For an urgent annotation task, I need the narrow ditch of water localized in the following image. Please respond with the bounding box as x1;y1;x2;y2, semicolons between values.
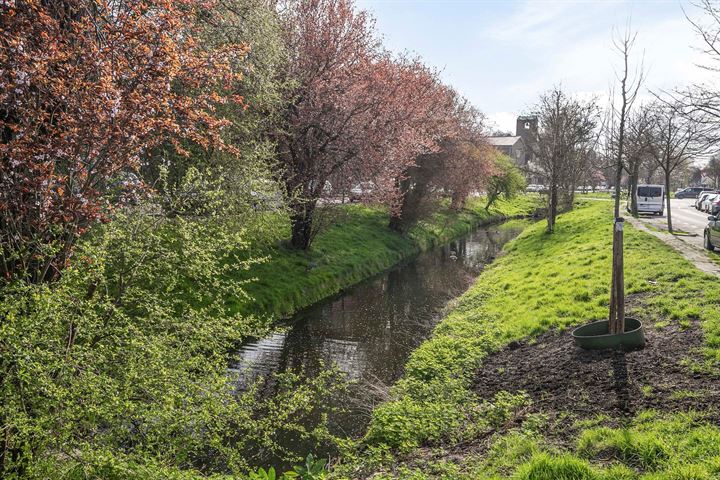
230;220;530;466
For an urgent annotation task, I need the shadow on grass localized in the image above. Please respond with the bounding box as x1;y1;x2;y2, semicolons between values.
612;351;632;416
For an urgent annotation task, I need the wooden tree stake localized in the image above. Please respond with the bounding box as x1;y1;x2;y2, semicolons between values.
609;217;625;334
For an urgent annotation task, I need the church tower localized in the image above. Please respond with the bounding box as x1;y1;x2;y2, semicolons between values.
516;115;538;167
516;115;538;144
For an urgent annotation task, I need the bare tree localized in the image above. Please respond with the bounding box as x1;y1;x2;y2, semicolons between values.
559;134;602;208
649;100;710;232
705;156;720;187
624;104;657;215
609;26;645;219
528;87;599;233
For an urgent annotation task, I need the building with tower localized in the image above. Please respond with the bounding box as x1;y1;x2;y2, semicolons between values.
488;114;539;182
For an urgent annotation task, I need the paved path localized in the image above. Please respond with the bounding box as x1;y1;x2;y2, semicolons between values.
626;198;720;277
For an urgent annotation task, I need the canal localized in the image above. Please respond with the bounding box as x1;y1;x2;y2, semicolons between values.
230;219;530;465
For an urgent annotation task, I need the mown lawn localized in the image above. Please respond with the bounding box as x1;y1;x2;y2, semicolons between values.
230;195;540;320
336;200;720;479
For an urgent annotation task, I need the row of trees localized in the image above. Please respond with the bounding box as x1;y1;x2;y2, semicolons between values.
525;91;713;235
1;0;511;282
1;1;528;476
524;7;720;234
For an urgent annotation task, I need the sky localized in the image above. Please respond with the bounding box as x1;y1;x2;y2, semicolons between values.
355;0;713;134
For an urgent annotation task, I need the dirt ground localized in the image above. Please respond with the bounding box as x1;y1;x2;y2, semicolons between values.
472;322;720;442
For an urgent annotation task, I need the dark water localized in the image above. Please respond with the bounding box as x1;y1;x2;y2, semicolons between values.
230;220;528;463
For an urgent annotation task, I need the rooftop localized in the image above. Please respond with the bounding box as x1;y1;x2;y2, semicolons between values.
488;136;522;146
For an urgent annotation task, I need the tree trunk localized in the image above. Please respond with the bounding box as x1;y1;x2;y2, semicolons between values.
388;212;404;233
564;184;576;211
613;164;622;219
547;183;558;233
665;169;673;233
629;160;639;216
389;176;412;233
289;200;316;250
450;191;465;211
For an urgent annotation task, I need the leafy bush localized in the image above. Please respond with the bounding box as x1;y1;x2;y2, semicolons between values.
0;187;345;477
484;153;527;210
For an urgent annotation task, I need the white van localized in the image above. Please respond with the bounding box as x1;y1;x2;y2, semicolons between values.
632;184;665;215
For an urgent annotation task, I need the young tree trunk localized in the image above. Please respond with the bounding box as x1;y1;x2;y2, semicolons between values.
629;162;639;216
613;163;623;219
665;169;673;233
609;218;625;334
564;184;576;211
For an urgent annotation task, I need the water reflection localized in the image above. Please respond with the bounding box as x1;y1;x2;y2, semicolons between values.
232;222;527;441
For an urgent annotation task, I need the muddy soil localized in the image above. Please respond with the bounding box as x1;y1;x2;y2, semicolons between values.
473;322;720;432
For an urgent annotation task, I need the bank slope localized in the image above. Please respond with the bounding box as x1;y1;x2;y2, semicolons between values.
232;195;540;320
343;200;720;480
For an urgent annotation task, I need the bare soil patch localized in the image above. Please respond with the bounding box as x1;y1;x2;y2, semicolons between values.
473;321;720;426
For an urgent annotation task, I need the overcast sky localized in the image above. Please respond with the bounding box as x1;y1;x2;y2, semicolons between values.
356;0;712;134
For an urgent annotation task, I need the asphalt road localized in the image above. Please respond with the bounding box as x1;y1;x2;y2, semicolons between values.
668;199;712;231
638;198;710;250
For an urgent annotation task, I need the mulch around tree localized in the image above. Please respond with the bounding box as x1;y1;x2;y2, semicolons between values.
472;321;720;435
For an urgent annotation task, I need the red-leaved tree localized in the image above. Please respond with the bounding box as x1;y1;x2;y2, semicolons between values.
388;90;491;231
278;0;454;249
0;0;245;282
437;101;495;211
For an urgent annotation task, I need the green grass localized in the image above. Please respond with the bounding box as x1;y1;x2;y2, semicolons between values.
336;199;720;479
478;411;720;479
575;191;613;199
345;413;720;479
231;195;540;320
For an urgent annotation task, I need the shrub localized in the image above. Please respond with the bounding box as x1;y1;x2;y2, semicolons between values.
0;198;345;477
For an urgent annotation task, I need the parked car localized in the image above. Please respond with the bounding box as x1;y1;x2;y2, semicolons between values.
632;184;665;215
710;195;720;212
703;194;720;213
700;194;713;212
675;186;707;199
705;214;720;250
526;184;546;192
696;191;716;210
710;196;720;215
349;182;376;202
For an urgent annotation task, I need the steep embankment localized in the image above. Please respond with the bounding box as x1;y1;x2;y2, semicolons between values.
338;200;720;479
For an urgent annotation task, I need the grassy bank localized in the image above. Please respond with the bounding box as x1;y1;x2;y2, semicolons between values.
232;195;540;319
335;200;720;479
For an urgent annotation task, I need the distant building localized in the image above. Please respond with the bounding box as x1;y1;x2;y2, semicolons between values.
487;135;527;167
487;115;540;185
488;114;539;173
516;114;538;165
